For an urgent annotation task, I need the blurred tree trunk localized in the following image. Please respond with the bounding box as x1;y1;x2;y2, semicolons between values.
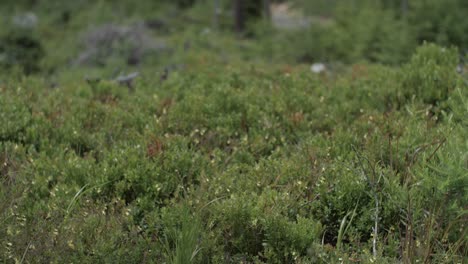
401;0;408;16
233;0;245;33
263;0;271;20
213;0;221;30
233;0;270;33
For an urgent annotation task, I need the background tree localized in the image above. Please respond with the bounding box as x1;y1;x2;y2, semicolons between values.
233;0;270;33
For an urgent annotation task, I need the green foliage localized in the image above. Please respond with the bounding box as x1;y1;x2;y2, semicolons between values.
0;29;45;74
162;207;202;264
289;0;467;65
1;44;465;262
408;0;468;47
0;0;466;261
288;1;415;64
399;43;460;105
156;0;197;9
0;96;31;142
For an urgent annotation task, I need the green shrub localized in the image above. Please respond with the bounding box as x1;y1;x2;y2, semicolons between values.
289;1;415;64
292;0;467;65
409;0;468;48
0;29;44;74
399;43;459;105
0;96;31;142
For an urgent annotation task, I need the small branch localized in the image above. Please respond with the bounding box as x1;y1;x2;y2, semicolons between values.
372;189;379;258
20;240;32;264
426;138;446;162
389;134;393;171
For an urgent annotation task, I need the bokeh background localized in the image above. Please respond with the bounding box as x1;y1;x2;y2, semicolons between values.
1;0;466;76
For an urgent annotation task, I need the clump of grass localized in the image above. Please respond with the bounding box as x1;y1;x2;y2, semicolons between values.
162;208;202;264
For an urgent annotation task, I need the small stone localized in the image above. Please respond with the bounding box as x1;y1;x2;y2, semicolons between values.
311;63;326;73
12;12;38;29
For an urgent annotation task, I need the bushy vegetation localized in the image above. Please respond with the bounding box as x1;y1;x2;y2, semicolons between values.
0;0;467;263
0;29;44;74
289;0;468;64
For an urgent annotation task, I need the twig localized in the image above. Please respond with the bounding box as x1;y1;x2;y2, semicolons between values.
198;195;228;212
372;191;379;258
426;138;446;162
20;240;32;264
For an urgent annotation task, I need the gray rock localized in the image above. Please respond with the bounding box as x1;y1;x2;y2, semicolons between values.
74;23;166;66
116;71;139;83
116;72;139;90
12;12;38;29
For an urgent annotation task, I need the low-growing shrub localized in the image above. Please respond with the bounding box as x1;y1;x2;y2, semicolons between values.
0;96;31;142
399;43;460;105
0;43;465;263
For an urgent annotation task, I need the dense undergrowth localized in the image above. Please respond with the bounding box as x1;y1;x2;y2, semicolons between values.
1;0;467;263
1;43;466;263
